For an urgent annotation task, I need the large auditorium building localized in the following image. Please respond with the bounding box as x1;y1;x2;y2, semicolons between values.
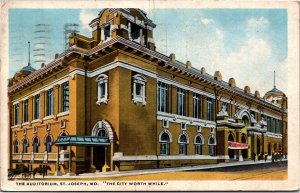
8;8;288;175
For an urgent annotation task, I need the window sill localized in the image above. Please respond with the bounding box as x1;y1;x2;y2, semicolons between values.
132;98;146;105
96;98;109;105
43;115;54;121
11;125;20;129
57;111;70;117
21;122;29;126
31;119;41;124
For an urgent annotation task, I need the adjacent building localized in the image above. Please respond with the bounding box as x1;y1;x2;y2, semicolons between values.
8;8;288;175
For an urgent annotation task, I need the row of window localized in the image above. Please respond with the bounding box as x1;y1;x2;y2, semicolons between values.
13;81;69;125
14;135;53;154
266;116;282;134
158;81;216;121
159;132;217;156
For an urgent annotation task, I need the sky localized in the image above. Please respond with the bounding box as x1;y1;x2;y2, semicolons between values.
9;8;287;95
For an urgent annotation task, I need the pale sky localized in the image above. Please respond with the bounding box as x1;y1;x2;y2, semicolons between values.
9;8;287;96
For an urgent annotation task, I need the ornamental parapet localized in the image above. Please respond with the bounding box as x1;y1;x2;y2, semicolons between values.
247;126;267;133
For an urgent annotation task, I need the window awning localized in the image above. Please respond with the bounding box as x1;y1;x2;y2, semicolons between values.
55;135;110;146
228;141;249;149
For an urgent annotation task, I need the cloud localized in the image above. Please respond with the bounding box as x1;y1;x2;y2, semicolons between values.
215;28;224;39
201;18;214;25
247;16;269;28
225;37;271;67
79;9;98;31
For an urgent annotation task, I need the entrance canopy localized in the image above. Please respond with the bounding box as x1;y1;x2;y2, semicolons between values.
228;141;248;149
55;135;110;146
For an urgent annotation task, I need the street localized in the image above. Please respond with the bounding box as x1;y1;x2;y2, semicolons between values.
98;161;287;181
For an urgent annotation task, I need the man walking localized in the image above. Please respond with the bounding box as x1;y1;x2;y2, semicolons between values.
252;152;256;162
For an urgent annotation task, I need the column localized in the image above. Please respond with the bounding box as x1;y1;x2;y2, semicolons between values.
53;84;60;117
248;135;252;159
128;22;132;40
101;27;105;41
140;28;144;45
28;96;33;123
110;143;114;170
40;91;46;120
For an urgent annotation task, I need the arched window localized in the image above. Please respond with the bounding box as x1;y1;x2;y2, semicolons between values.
45;135;53;152
178;134;188;155
97;128;107;137
132;74;147;105
208;136;216;156
60;132;68;150
33;137;39;153
159;132;170;155
194;135;204;155
96;74;108;105
14;140;19;153
22;138;28;153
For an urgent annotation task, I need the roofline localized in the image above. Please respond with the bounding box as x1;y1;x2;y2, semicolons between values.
8;36;285;112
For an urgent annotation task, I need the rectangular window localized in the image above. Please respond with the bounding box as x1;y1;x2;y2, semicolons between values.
272;118;276;133
46;88;54;116
23;99;28;123
267;116;271;131
157;81;168;113
207;98;214;121
209;145;216;156
14;104;19;125
222;102;228;112
195;144;202;155
62;81;69;112
177;88;186;116
193;93;200;118
278;120;281;134
34;94;40;119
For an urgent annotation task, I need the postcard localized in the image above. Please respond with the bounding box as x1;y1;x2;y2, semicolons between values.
0;0;299;191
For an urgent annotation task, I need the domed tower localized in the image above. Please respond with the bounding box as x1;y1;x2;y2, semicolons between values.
9;41;36;86
88;8;156;50
263;71;287;109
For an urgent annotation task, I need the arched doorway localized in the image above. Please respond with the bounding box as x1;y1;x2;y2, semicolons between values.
268;143;271;155
241;134;247;159
257;137;261;156
160;132;171;155
60;132;68;150
228;133;235;159
93;129;107;171
91;120;114;172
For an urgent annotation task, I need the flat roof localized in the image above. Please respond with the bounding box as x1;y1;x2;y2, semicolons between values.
55;135;110;146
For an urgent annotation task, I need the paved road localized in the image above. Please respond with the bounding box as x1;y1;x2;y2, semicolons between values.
97;162;287;180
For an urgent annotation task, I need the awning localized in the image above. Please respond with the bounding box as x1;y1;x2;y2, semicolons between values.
55;135;110;146
228;141;248;149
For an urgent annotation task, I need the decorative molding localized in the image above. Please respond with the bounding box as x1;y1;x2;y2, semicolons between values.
31;119;41;124
264;132;282;139
21;122;29;126
43;115;54;121
157;76;215;99
157;111;216;128
57;111;70;118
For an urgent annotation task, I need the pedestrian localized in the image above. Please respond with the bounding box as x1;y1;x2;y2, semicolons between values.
272;152;275;162
252;152;256;162
264;152;268;162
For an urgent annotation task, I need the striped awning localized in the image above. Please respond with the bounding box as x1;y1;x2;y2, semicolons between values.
228;141;249;149
55;135;110;146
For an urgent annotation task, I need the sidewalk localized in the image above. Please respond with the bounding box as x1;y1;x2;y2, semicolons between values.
37;158;287;179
